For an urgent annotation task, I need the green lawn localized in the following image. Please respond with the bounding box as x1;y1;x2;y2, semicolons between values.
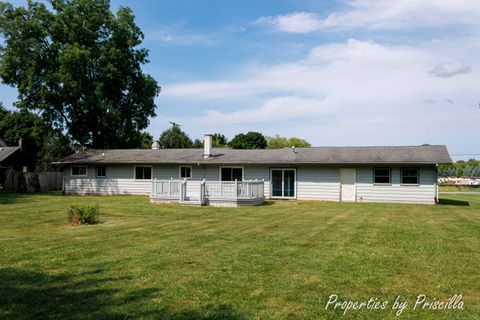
439;185;480;192
0;193;479;320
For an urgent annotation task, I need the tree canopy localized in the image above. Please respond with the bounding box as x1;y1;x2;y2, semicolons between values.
0;0;160;148
266;135;311;149
158;125;193;149
439;159;480;178
0;106;72;170
229;132;267;149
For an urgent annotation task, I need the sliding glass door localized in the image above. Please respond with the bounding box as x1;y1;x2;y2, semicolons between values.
271;169;296;198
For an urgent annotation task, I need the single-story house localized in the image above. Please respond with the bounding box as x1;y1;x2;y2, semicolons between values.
54;134;452;206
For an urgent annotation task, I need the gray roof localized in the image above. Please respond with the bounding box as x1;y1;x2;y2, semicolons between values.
0;146;20;162
54;145;452;165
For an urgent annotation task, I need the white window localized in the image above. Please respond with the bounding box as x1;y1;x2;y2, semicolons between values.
96;166;106;178
134;166;152;180
401;168;419;185
373;168;391;184
179;166;192;179
220;167;243;181
71;166;87;177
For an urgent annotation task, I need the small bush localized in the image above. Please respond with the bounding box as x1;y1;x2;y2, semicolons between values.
68;204;100;226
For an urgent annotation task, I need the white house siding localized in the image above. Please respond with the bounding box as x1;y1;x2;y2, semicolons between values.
64;164;437;204
64;164;151;195
244;165;271;196
297;166;341;201
356;166;436;204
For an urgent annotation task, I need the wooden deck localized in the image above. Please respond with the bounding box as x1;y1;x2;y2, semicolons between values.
150;179;265;207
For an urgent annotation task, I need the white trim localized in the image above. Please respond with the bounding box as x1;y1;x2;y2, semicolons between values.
219;166;244;181
179;165;193;179
400;167;420;186
133;165;153;181
270;168;297;199
96;166;107;178
71;165;88;177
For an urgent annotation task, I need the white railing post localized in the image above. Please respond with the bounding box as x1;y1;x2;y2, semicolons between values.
220;181;223;198
200;179;205;204
168;177;172;197
247;180;251;198
235;179;238;200
153;178;157;197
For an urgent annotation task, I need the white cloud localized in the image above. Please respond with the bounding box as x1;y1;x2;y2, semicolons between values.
160;38;480;149
256;0;480;32
429;61;472;78
256;12;321;33
146;30;215;46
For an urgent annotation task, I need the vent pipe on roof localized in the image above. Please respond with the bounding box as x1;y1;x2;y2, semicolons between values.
151;141;160;150
204;133;212;158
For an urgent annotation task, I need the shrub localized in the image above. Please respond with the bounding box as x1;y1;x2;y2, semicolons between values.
68;204;100;226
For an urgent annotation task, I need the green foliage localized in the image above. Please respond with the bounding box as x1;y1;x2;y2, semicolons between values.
192;133;228;148
137;131;153;149
158;125;193;148
67;204;100;226
266;134;311;149
0;0;160;148
0;108;72;170
212;133;228;147
439;159;480;177
229;131;267;149
192;139;203;148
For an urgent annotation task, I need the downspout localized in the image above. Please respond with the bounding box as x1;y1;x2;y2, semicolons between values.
435;164;439;204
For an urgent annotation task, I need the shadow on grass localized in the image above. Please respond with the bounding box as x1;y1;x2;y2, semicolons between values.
438;198;470;206
0;268;245;320
0;191;63;204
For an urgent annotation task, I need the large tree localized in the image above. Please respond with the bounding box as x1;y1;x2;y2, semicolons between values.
229;131;267;149
158;125;193;149
0;0;160;148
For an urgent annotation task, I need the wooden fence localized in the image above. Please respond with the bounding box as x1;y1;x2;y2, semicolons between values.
1;170;63;192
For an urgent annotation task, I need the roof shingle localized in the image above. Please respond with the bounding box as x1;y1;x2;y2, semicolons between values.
54;145;452;165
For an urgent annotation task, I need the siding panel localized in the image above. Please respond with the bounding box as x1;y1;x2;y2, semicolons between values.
356;166;436;204
297;166;340;201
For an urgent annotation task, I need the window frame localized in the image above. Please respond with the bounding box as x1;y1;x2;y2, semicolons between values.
179;165;193;179
270;168;297;199
71;165;88;177
373;167;391;185
133;165;153;181
96;166;107;178
219;166;244;181
400;167;420;185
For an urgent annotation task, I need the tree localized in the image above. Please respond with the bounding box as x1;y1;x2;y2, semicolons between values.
0;108;72;170
137;131;153;149
158;125;193;149
193;139;203;148
212;133;228;147
229;132;267;149
266;135;311;149
0;0;160;148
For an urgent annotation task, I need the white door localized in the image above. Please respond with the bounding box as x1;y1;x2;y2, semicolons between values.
340;168;356;202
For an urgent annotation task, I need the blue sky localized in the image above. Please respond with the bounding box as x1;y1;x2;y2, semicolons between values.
2;0;480;159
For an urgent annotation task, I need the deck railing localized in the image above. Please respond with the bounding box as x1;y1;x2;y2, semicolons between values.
151;179;264;203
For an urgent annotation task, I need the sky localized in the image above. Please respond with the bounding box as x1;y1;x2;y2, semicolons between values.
1;0;480;160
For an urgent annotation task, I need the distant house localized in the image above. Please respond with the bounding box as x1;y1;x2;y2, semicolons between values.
55;134;452;206
0;138;22;190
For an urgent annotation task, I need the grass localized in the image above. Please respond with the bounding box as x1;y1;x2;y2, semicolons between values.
439;185;480;192
0;192;479;320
